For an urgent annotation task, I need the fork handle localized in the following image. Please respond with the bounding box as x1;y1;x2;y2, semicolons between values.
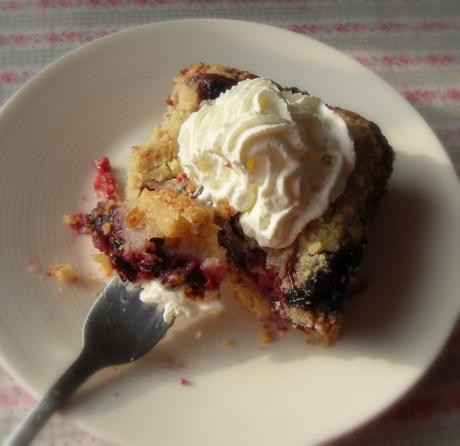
4;351;100;446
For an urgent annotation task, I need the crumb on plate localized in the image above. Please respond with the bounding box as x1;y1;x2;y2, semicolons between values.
259;324;277;344
91;253;113;275
47;264;78;283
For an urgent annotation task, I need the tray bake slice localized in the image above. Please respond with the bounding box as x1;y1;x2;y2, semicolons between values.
75;63;393;344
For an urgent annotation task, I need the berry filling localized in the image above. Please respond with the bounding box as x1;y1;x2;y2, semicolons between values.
67;157;228;298
218;216;364;330
218;218;290;326
93;156;119;201
71;202;223;296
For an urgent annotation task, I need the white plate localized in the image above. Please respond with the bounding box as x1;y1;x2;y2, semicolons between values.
1;19;460;446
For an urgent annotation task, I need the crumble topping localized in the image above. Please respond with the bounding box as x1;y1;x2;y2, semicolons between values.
48;264;78;283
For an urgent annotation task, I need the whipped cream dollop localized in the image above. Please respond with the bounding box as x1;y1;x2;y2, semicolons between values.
140;281;222;324
178;78;355;249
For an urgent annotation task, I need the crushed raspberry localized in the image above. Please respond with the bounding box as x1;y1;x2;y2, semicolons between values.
69;202;214;289
179;378;190;386
176;172;188;183
65;213;92;235
257;270;277;289
224;162;232;168
201;263;228;290
93;156;119;201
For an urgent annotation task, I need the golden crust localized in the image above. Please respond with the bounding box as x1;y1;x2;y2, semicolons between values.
125;188;225;261
134;188;214;238
126;63;254;199
270;107;393;290
222;267;273;321
224;271;341;346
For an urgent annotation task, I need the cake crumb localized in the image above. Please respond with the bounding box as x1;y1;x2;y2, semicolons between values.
91;253;113;275
48;264;78;283
308;241;323;255
221;339;235;348
63;214;77;226
101;222;111;235
63;213;88;234
259;324;277;344
125;207;145;229
195;330;203;339
179;378;190;386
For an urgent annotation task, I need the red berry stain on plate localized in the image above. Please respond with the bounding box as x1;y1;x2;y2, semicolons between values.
93;156;119;201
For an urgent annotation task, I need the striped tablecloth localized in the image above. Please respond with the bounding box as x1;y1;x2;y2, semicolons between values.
1;1;459;445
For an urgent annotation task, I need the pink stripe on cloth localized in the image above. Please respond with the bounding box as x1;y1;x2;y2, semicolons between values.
288;21;460;35
0;70;36;86
0;30;113;47
0;0;450;11
403;88;460;102
1;0;292;11
354;53;460;68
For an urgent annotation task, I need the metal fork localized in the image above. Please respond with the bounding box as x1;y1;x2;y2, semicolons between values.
5;277;171;446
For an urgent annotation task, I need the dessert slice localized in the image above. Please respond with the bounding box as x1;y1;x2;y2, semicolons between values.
71;186;227;300
73;63;393;344
218;107;393;343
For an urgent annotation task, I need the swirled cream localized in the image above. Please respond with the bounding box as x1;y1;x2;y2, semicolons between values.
178;78;355;249
140;281;222;324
